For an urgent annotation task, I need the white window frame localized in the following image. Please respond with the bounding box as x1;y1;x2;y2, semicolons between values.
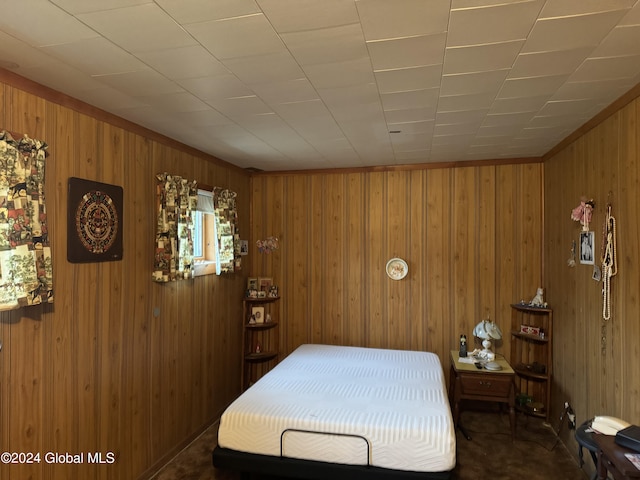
193;189;218;277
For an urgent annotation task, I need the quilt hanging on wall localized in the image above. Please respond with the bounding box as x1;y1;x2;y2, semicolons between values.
0;131;53;310
213;187;240;274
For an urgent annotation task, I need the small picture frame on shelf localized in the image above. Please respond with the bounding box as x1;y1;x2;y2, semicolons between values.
257;290;267;298
258;277;273;292
252;306;265;324
247;288;258;298
268;285;279;298
247;277;258;290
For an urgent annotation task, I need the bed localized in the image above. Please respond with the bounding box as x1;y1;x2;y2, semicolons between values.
212;344;456;479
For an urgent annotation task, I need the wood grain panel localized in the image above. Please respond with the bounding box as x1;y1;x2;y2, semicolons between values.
0;73;250;480
544;91;640;464
250;163;543;382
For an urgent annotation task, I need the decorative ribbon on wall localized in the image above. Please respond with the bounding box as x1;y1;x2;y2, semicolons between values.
153;173;197;282
0;131;53;310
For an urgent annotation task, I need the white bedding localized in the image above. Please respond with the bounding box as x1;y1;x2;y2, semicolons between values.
218;344;456;472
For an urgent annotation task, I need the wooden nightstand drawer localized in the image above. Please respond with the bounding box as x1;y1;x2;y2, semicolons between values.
459;373;513;397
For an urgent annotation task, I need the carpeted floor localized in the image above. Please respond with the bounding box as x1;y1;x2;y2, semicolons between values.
152;409;590;480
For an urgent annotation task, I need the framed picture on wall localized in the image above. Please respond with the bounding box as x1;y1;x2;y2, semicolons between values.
579;231;595;265
67;177;123;263
258;277;273;292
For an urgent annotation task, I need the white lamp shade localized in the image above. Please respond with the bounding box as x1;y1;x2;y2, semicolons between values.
473;320;502;340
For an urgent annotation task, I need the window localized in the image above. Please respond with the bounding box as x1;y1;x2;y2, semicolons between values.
193;189;218;277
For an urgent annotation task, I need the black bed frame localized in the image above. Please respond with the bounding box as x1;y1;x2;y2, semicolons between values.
212;446;452;480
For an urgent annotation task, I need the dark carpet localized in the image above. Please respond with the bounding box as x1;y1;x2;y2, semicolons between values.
152;409;589;480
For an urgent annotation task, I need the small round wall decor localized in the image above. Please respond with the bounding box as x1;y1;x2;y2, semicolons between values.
67;177;123;263
386;258;408;280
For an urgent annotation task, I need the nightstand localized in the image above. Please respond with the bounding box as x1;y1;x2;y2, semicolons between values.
449;350;516;441
594;433;640;480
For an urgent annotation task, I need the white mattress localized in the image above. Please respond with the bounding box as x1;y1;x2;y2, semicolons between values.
218;344;456;472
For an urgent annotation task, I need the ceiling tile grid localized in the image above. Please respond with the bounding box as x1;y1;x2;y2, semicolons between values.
0;0;638;170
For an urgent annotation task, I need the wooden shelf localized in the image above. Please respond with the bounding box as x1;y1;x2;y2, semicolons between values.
510;303;553;422
242;294;281;391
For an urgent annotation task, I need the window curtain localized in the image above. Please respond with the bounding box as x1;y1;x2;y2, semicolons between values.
212;187;240;274
153;173;197;282
0;131;53;310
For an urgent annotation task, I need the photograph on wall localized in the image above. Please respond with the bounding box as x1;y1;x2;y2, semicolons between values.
579;231;595;265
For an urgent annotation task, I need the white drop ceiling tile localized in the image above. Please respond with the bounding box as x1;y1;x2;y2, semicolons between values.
527;113;589;129
251;79;319;106
94;69;183;97
386;120;434;135
447;1;543;47
272;100;333;122
498;74;569;99
51;0;148;15
78;4;197;53
157;0;260;24
281;24;368;66
443;41;524;75
0;32;62;70
207;95;273;117
258;0;360;33
620;1;640;25
223;52;305;85
332;102;387;123
75;85;147;112
477;123;525;138
136;46;229;81
538;0;634;19
356;0;449;41
178;74;253;101
434;121;482;136
552;78;634;102
0;2;98;47
367;33;447;71
522;11;628;54
441;70;508;96
509;48;592;79
490;95;549;115
318;83;381;108
135;92;211;114
380;88;439;111
537;98;601;117
171;109;233;128
438;93;495;113
303;58;376;89
185;14;285;60
437;109;488;125
394;150;430;163
432;134;474;146
592;25;640;57
570;55;640;83
483;111;536;127
39;37;144;76
384;107;437;124
17;62;102;98
452;0;537;8
374;65;442;93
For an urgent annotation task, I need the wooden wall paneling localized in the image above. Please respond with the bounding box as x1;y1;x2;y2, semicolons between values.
366;173;386;348
452;168;477;349
386;171;409;350
345;173;365;347
424;169;452;362
618;99;640;422
96;123;125;480
476;166;497;327
42;103;74;480
495;165;516;360
284;176;311;354
309;176;326;345
408;170;426;352
8;87;47;480
322;175;346;346
121;135;153;479
72;112;101;480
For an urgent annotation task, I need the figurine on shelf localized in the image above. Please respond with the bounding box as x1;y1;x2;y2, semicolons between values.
255;342;262;354
529;287;547;308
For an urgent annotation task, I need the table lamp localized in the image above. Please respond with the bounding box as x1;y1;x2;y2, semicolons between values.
473;318;502;360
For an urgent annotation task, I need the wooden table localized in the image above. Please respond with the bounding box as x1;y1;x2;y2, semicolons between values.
449;350;516;441
594;433;640;480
